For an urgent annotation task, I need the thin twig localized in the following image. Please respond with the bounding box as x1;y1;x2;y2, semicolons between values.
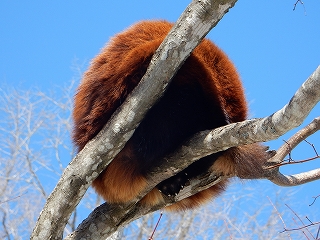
285;204;314;238
267;196;292;240
309;195;320;206
293;0;306;15
148;212;163;240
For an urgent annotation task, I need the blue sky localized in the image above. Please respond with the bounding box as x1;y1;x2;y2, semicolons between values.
1;0;319;236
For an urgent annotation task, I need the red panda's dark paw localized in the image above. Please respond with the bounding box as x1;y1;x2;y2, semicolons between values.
156;171;189;197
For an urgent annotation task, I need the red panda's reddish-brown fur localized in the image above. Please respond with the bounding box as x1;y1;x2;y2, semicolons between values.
72;20;268;211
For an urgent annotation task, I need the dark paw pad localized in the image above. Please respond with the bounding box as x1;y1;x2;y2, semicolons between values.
156;171;189;197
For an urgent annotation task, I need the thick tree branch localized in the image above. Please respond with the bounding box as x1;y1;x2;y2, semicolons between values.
270;169;320;187
31;0;238;239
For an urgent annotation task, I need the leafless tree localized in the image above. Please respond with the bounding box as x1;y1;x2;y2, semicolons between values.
0;83;99;239
0;88;54;239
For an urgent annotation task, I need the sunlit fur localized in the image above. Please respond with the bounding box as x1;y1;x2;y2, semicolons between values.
72;21;268;211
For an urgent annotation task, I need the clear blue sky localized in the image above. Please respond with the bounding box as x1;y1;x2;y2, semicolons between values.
1;0;319;235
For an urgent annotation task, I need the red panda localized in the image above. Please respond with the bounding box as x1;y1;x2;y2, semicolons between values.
72;20;268;211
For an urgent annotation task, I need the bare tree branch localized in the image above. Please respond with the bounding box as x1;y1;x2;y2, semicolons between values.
0;86;77;238
270;168;320;187
266;116;320;187
268;116;320;166
268;196;292;240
